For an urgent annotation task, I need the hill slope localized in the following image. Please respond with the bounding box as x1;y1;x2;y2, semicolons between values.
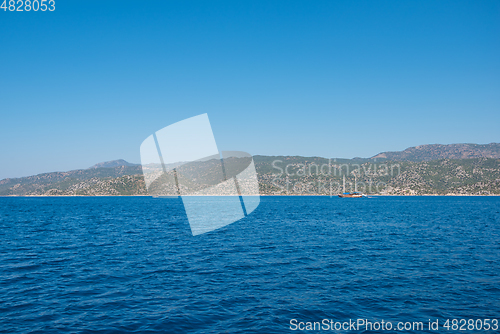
1;145;500;196
371;143;500;161
1;157;499;196
90;159;139;169
0;165;143;196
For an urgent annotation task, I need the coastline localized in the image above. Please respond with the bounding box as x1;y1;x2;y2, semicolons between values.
1;194;499;198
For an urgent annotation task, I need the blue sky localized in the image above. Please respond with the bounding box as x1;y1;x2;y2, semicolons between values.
1;0;499;179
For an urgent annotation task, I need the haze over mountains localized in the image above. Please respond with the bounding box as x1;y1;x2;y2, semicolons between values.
80;143;500;170
1;143;499;196
90;159;139;169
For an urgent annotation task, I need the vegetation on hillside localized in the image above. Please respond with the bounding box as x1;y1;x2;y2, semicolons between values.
1;158;499;196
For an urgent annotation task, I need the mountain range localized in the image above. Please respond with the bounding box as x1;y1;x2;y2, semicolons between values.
370;143;500;161
1;143;499;196
90;159;139;169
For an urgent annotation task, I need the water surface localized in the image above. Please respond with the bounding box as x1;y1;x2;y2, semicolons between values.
0;196;499;333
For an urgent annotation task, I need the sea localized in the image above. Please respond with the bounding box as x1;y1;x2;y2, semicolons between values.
0;196;499;333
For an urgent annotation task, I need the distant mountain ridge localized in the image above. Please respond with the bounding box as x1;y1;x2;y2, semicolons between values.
0;164;143;196
1;143;499;196
90;159;139;169
371;143;500;161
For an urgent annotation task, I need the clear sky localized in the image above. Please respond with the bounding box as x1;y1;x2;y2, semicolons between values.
1;0;499;179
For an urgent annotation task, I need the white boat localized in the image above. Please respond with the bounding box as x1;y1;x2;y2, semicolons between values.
338;174;365;198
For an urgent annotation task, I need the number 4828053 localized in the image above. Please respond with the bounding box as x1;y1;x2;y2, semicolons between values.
1;0;55;11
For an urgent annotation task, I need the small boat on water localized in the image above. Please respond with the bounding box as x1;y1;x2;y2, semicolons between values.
338;174;365;198
338;192;363;198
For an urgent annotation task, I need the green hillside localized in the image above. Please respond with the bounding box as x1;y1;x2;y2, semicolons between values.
1;157;499;196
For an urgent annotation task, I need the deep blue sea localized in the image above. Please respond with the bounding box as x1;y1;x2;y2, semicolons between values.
0;196;499;333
